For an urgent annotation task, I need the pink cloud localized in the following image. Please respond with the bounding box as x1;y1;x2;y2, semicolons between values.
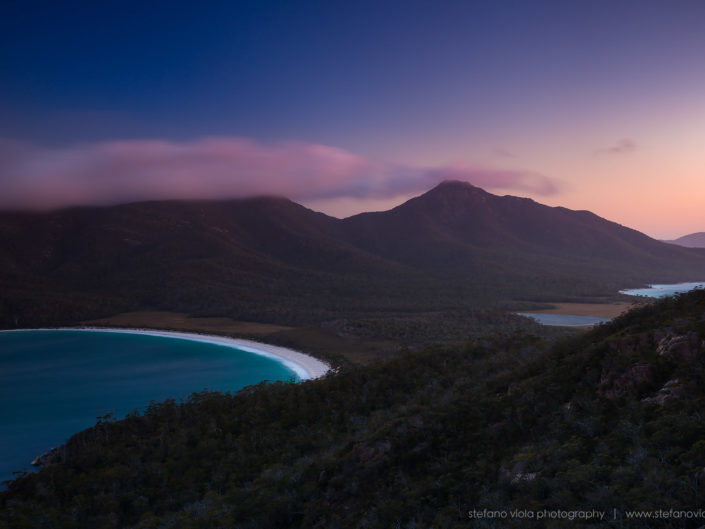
426;165;558;195
595;138;637;156
0;136;558;210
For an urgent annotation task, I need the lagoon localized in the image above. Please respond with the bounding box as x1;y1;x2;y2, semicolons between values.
0;329;301;484
519;282;705;327
518;313;611;326
619;282;705;298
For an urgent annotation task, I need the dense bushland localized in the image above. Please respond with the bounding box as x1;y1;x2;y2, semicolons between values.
3;290;705;528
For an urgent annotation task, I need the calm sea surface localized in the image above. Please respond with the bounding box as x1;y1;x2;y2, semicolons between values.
0;330;298;485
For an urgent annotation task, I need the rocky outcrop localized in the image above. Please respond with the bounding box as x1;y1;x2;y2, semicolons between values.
599;363;653;400
641;378;687;406
654;331;701;360
499;459;538;485
29;446;64;467
599;324;703;401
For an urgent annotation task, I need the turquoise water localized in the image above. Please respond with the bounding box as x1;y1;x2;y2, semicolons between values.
518;313;610;326
0;330;298;485
521;282;705;327
620;281;705;298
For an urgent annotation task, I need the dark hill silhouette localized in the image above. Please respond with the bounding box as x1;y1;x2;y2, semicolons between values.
1;181;704;327
665;231;705;248
0;197;412;327
340;180;705;279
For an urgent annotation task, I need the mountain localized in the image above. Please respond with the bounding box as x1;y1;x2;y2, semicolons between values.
0;197;412;327
339;181;705;301
4;287;705;528
342;180;704;274
665;231;705;248
1;181;704;328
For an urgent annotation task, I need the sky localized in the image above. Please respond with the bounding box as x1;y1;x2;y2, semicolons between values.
1;0;704;239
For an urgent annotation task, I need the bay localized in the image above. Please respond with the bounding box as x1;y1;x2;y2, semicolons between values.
0;330;298;484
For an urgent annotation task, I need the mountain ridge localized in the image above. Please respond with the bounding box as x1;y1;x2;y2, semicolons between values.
1;181;704;328
340;180;704;273
665;231;705;248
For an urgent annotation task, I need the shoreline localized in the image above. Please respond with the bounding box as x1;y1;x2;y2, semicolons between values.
1;327;330;380
520;301;635;319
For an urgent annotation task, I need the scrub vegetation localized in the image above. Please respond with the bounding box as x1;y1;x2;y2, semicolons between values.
3;289;705;528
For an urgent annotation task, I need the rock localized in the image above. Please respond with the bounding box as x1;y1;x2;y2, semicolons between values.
654;330;700;360
642;378;686;406
511;472;537;484
499;459;538;485
599;363;653;400
657;334;690;359
29;446;63;468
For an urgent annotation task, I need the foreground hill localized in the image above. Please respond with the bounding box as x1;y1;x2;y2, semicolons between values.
665;232;705;248
1;181;704;328
3;289;705;528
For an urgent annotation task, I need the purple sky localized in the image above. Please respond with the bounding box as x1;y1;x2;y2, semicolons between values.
1;1;704;238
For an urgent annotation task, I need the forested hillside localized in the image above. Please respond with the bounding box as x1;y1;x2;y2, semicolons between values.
2;181;704;329
3;289;705;528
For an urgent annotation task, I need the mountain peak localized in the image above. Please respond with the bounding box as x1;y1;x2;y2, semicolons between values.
409;179;490;209
381;179;496;225
431;180;482;192
415;180;488;203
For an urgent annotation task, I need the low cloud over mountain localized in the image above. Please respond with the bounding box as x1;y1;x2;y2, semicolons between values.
0;137;558;210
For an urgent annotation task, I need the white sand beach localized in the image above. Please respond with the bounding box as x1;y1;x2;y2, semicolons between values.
8;327;330;380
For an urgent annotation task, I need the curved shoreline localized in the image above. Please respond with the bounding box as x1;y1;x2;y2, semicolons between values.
1;327;330;380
